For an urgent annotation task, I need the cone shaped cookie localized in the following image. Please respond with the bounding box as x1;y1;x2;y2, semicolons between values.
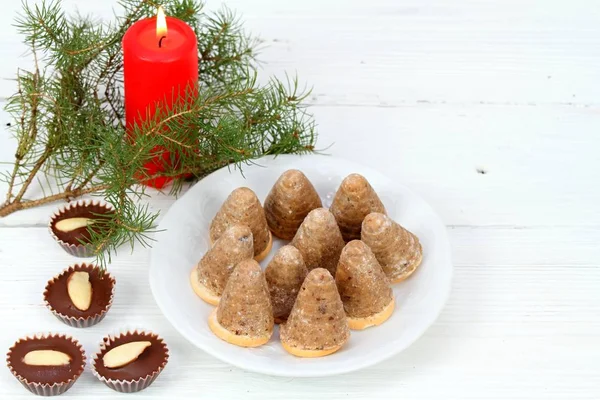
265;245;308;323
361;212;423;283
209;259;274;347
190;224;254;305
264;170;323;240
336;240;395;330
290;208;345;276
330;173;386;242
210;187;272;261
280;268;350;357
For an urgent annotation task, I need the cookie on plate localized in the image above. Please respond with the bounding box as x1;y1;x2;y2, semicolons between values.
329;173;386;242
263;169;322;240
208;260;274;348
361;212;423;283
335;240;395;330
280;268;349;358
210;187;272;262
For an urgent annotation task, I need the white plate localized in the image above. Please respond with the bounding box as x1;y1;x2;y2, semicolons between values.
149;155;452;377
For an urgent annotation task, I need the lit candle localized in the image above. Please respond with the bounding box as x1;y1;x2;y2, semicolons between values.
123;6;198;188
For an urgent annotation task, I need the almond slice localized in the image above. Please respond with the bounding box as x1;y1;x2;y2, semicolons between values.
23;350;71;366
103;341;152;369
55;217;94;233
67;271;93;311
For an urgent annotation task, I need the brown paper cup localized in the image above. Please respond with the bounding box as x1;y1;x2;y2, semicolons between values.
49;199;114;258
91;330;169;393
43;263;116;328
6;333;86;396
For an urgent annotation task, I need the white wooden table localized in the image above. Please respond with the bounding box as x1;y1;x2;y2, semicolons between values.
1;0;599;398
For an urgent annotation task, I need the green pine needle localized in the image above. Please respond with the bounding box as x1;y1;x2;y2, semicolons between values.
0;0;317;269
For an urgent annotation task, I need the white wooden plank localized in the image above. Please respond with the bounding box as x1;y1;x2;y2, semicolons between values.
2;103;599;227
0;0;599;398
0;226;598;399
0;0;598;105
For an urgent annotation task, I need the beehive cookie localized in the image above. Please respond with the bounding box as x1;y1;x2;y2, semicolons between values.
209;187;272;261
361;212;423;283
280;268;350;358
265;245;308;323
264;169;323;240
290;208;345;276
190;224;254;305
336;240;394;330
208;260;274;347
330;174;386;241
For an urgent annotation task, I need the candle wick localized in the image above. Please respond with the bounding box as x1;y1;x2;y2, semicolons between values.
158;36;167;48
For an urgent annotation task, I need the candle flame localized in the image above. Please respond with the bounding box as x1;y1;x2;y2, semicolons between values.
156;6;167;40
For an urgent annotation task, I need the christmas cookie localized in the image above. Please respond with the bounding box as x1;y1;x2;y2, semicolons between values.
263;169;322;240
290;208;345;276
209;259;274;347
329;173;386;242
361;212;423;283
280;268;350;358
209;187;272;261
44;264;116;328
265;245;308;323
335;240;394;330
190;224;254;305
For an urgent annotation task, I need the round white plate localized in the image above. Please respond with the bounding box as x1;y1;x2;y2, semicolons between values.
149;155;452;377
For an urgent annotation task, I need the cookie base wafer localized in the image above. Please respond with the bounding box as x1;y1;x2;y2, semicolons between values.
253;231;273;262
281;341;343;358
347;297;395;330
189;268;221;306
208;309;271;348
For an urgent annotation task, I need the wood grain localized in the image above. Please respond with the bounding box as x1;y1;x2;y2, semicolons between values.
0;0;599;398
0;227;598;399
2;104;599;227
0;0;598;105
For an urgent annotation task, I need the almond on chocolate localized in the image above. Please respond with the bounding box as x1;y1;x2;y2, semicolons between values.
49;200;115;258
7;333;86;396
44;264;115;328
92;331;168;393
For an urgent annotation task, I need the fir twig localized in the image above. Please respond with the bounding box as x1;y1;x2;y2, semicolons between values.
0;0;318;269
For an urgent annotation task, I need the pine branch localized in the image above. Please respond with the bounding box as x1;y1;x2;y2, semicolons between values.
1;0;318;269
0;184;110;217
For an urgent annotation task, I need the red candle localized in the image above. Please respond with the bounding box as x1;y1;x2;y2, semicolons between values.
123;7;198;188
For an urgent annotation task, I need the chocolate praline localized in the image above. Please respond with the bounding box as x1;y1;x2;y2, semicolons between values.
92;331;169;393
49;200;114;257
44;264;115;328
6;334;86;396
